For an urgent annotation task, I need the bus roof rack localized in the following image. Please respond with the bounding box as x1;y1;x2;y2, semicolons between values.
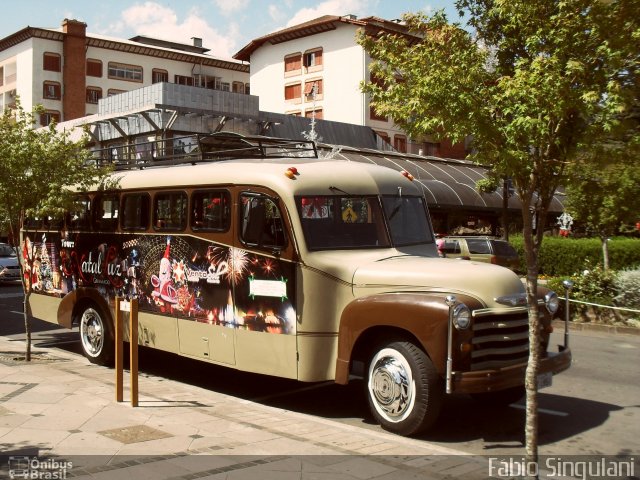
89;132;318;170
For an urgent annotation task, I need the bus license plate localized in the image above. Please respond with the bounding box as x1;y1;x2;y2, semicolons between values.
537;372;553;390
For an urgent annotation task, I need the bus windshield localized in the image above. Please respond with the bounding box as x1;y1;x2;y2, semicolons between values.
296;195;433;250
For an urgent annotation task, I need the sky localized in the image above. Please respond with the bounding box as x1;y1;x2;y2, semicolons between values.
0;0;462;60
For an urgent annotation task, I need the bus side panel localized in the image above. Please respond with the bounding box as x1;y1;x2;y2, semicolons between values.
28;293;64;326
235;330;298;379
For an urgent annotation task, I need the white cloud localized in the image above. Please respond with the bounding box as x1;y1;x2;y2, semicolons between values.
213;0;250;16
285;0;371;27
268;4;285;22
115;2;240;59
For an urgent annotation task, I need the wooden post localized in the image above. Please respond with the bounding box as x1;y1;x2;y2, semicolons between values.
114;297;123;402
129;298;139;407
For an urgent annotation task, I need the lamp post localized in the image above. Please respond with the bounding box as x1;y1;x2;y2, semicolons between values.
562;280;574;349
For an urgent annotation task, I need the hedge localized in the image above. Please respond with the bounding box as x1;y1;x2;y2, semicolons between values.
509;236;640;277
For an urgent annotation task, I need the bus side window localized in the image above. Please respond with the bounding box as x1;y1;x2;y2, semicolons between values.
191;190;231;232
68;196;91;231
121;193;150;231
93;194;120;232
153;191;188;231
240;194;287;250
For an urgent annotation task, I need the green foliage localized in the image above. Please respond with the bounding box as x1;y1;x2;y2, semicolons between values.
614;269;640;313
358;0;638;284
0;101;113;246
511;236;640;277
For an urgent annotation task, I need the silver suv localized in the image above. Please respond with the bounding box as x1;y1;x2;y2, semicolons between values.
438;236;520;271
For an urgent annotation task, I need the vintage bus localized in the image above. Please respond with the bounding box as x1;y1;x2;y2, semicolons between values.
22;133;571;436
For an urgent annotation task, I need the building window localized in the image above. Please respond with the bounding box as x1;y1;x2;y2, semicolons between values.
86;87;102;104
107;89;126;97
286;110;302;116
423;142;440;156
108;62;143;82
245;83;250;95
40;110;61;127
394;135;407;153
376;131;391;146
304;79;323;99
284;53;302;74
305;108;323;119
152;69;168;83
175;74;193;86
43;53;61;72
285;83;301;101
303;48;323;69
369;105;388;122
220;82;230;91
206;76;222;90
86;59;102;77
43;81;61;100
232;81;244;94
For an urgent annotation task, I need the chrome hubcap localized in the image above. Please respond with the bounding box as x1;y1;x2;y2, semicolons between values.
369;350;413;421
80;308;103;357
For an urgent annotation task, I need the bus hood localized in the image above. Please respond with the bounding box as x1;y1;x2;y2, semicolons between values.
352;255;525;307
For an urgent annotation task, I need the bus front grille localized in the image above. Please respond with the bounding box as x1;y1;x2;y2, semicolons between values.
471;313;530;371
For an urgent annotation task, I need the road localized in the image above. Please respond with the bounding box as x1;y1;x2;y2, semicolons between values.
1;281;639;456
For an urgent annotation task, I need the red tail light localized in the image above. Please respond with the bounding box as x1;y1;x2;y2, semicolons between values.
490;255;497;264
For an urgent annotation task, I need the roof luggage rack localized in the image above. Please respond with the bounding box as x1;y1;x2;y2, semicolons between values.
89;132;318;170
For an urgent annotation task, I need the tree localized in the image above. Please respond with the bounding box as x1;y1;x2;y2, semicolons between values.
358;0;638;467
565;157;640;269
0;102;112;361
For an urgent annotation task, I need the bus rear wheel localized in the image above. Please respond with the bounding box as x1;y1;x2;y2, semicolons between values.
78;304;114;366
366;341;443;436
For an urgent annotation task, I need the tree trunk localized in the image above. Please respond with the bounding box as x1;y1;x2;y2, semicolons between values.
23;291;32;361
601;236;610;271
522;202;540;476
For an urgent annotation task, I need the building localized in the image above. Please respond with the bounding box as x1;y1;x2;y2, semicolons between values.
0;18;249;126
234;15;466;159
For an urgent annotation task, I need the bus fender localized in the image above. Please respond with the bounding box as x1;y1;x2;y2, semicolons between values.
57;288;111;328
334;292;481;384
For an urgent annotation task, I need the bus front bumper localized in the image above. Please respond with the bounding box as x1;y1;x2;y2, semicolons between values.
450;346;572;394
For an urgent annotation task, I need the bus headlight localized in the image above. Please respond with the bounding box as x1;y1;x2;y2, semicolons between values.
544;291;560;314
453;303;471;330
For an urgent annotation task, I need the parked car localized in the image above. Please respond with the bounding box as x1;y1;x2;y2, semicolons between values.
438;236;520;271
0;243;21;282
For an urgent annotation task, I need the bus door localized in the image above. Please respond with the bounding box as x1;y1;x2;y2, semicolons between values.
169;189;236;365
232;191;298;379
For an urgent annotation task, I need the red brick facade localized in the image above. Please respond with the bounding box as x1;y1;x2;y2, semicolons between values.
62;19;87;121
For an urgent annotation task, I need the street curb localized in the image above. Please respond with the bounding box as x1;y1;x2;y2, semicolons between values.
552;319;640;336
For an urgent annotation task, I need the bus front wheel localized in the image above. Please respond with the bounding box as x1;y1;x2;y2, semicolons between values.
366;341;443;436
78;304;114;366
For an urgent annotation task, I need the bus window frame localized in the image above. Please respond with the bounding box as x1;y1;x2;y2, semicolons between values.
93;193;120;232
67;195;92;231
190;189;232;233
153;190;188;232
120;192;151;232
239;192;288;252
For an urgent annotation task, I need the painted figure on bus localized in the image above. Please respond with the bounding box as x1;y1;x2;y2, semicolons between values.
151;236;178;308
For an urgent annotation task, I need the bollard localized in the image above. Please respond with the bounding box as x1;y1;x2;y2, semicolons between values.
562;280;574;349
129;298;139;407
114;297;139;407
115;297;123;403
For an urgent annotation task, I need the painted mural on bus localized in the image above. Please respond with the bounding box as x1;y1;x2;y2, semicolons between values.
22;232;296;335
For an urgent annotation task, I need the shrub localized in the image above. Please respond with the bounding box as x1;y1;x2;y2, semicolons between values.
510;236;640;277
613;269;640;324
547;261;619;323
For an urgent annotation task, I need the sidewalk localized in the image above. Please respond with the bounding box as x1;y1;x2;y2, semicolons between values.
0;335;491;479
